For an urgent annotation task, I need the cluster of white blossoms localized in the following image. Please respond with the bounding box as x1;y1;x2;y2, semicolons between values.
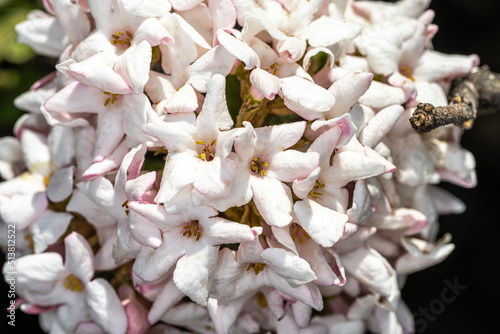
0;0;479;333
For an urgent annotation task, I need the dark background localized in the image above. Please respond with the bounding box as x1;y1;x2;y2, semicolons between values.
1;0;500;333
400;0;500;333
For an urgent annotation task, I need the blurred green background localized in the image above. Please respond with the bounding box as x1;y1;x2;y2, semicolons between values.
0;0;54;137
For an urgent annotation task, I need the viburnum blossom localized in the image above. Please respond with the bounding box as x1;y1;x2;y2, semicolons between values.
1;0;484;333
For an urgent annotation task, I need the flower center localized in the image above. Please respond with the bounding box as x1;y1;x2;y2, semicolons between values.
400;66;415;82
246;262;266;275
264;62;278;76
110;30;133;47
250;157;268;176
103;91;120;106
291;224;311;244
308;179;325;199
182;220;202;241
196;140;216;161
65;275;83;292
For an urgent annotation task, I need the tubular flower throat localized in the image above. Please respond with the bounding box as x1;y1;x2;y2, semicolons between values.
196;140;216;161
251;157;269;177
183;220;202;241
246;262;266;275
308;179;325;199
110;30;133;47
65;274;83;292
264;62;278;76
103;91;120;107
291;224;311;243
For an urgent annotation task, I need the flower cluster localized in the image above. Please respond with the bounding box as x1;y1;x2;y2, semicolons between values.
1;0;479;333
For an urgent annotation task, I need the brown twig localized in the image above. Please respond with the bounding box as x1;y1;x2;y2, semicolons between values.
410;65;500;132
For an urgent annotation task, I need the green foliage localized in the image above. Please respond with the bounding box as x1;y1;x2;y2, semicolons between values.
225;74;243;124
0;7;34;65
0;0;51;137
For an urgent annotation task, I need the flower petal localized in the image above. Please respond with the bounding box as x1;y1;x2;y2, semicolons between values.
64;232;95;283
251;176;293;227
294;199;348;247
31;211;72;253
86;278;128;334
280;76;335;120
173;245;219;306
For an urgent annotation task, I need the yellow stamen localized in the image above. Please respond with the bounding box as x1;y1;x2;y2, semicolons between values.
182;221;202;241
400;66;415;82
110;30;133;48
103;91;120;107
197;139;216;161
251;157;268;176
291;224;311;244
247;262;266;275
65;275;83;292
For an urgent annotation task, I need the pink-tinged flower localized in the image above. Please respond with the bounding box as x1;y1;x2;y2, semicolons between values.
120;0;172;17
410;184;465;240
211;239;322;311
215;30;336;120
350;0;432;24
423;126;477;188
233;0;361;63
271;223;347;287
209;290;328;333
73;144;155;268
44;80;155;162
119;285;151;334
396;233;455;276
143;74;238;208
2;232;127;334
210;120;319;228
145;12;211;114
323;69;375;120
340;246;397;301
137;275;185;325
293;125;395;247
0;128;74;255
16;0;91;57
57;0;173;95
129;189;262;306
361;178;429;237
158;300;215;333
